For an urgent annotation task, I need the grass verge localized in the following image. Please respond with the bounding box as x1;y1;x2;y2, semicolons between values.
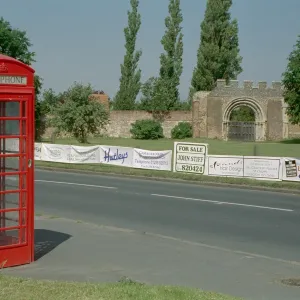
0;275;242;300
36;161;300;193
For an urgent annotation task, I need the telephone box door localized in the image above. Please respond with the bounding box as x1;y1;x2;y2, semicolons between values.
0;95;34;268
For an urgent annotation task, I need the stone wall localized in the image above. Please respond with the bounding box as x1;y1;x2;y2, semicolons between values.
43;79;300;141
193;79;289;141
288;124;300;138
43;110;192;139
105;110;192;138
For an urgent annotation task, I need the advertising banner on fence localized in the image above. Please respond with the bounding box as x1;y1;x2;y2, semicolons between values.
99;145;133;167
173;142;208;174
282;157;300;182
68;145;100;164
41;143;71;163
133;148;172;171
3;138;19;153
34;143;42;160
208;155;244;177
243;156;281;180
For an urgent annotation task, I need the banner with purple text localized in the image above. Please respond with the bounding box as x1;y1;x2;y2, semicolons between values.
133;148;172;171
99;145;133;167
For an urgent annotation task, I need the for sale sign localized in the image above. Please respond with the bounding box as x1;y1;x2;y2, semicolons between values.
173;142;208;174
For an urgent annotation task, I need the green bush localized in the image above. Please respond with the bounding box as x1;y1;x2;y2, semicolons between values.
130;119;164;140
171;122;193;139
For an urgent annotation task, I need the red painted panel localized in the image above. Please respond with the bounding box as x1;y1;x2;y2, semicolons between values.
0;55;35;268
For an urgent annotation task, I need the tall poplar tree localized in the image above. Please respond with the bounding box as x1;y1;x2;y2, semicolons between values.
152;0;184;111
114;0;142;110
190;0;242;98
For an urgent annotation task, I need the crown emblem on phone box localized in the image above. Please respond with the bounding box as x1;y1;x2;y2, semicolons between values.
0;63;8;73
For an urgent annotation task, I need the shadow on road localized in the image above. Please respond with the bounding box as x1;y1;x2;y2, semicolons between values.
34;229;72;261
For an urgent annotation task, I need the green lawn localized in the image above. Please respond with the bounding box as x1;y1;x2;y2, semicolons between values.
44;137;300;157
0;276;242;300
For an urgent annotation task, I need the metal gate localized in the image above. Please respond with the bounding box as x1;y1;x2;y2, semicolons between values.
228;121;256;142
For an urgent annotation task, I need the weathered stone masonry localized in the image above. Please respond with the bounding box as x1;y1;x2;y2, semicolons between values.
43;79;300;140
43;110;192;139
104;110;192;138
192;79;300;141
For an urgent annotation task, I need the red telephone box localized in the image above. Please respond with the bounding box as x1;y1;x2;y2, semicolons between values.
0;54;35;268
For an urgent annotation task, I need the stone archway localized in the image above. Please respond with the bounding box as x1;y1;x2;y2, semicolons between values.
222;98;267;141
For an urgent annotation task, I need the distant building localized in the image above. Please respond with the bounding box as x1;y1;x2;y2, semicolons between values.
90;90;109;109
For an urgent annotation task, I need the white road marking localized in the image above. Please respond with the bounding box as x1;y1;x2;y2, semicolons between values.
35;179;117;190
151;194;294;212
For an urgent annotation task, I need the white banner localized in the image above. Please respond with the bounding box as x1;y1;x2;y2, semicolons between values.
173;142;208;174
99;145;133;167
282;158;300;182
133;148;172;171
243;157;281;180
68;145;100;164
208;155;244;177
41;143;71;163
31;142;299;183
34;143;42;160
3;138;19;153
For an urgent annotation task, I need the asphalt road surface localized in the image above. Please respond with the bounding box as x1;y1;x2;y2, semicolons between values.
35;169;300;264
27;169;300;299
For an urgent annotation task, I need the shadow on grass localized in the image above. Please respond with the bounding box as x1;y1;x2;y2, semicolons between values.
34;229;72;261
280;138;300;144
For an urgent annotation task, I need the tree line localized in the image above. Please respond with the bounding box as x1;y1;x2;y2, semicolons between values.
0;0;299;143
113;0;243;111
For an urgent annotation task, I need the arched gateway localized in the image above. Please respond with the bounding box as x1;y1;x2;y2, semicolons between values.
192;79;289;141
223;97;266;141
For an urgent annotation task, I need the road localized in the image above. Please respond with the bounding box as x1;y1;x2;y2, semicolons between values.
35;169;300;263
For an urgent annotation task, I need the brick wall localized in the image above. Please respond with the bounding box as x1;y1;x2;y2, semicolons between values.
91;93;109;109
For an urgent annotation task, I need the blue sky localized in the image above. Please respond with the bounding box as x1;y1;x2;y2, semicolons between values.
2;0;300;100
